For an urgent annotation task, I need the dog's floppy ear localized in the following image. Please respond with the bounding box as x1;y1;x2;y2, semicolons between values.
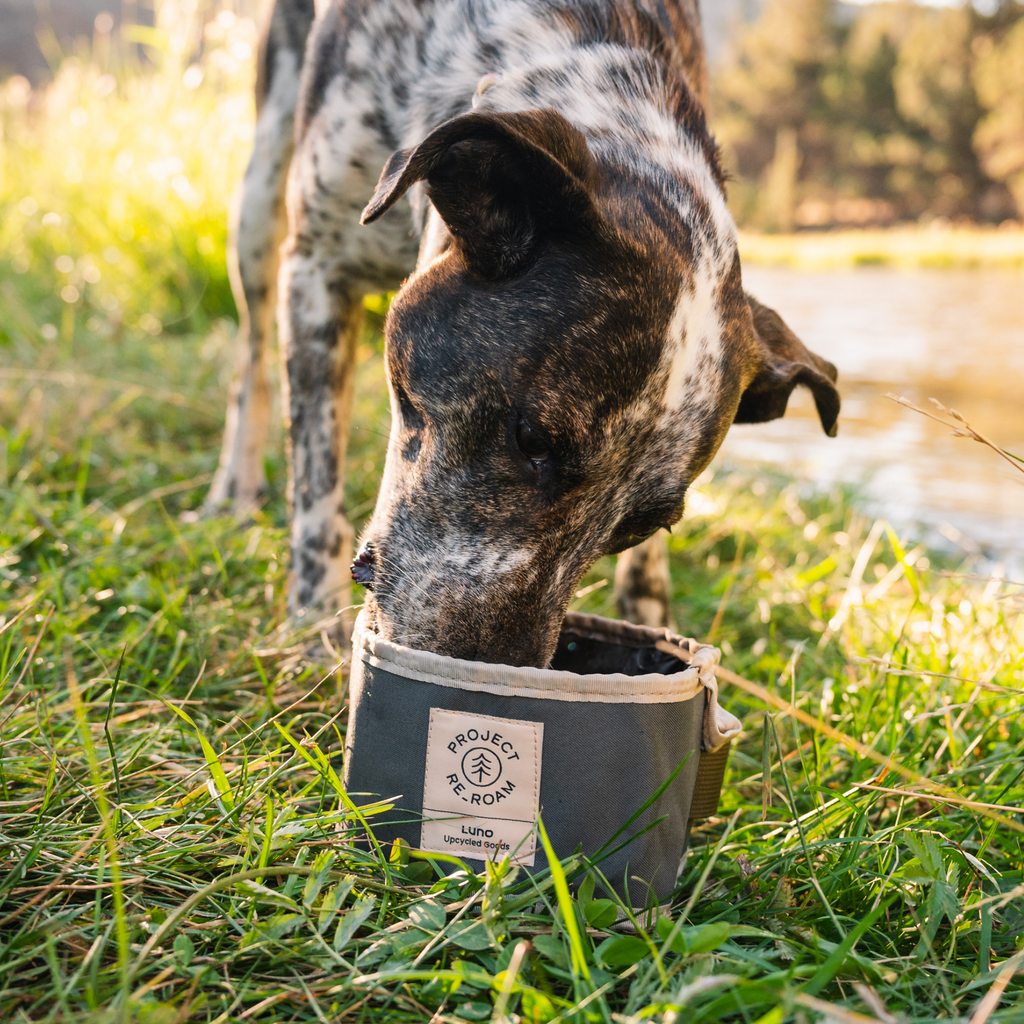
361;109;602;279
735;294;840;437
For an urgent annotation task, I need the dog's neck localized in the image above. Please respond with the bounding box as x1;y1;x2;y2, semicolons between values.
402;5;732;263
493;55;729;232
299;3;721;240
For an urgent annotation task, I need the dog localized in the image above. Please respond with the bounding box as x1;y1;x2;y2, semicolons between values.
206;0;840;667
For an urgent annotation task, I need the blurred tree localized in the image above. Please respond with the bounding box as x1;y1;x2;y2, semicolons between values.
711;0;1024;227
974;16;1024;216
712;0;838;230
893;5;986;217
818;3;921;223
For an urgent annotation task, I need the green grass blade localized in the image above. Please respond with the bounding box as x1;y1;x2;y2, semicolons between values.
161;698;235;810
536;814;593;997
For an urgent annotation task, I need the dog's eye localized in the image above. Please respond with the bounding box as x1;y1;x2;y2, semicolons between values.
515;418;550;463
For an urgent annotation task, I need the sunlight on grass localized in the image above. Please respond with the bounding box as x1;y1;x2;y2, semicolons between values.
0;4;255;338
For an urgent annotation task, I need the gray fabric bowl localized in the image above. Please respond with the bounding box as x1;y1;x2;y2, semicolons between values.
343;609;739;902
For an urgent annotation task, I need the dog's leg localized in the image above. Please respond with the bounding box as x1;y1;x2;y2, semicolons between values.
206;1;312;514
272;0;422;622
615;534;675;630
206;166;287;514
277;242;362;624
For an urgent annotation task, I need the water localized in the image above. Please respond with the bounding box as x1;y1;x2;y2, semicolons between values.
717;267;1024;555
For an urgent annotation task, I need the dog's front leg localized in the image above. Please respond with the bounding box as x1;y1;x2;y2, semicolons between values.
278;246;361;626
615;533;674;630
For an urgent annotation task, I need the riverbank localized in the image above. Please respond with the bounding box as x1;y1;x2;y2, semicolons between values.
739;224;1024;269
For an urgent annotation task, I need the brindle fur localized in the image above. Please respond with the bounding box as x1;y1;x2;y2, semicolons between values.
209;0;839;664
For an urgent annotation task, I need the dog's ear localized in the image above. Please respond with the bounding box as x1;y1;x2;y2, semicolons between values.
735;294;840;437
361;109;602;278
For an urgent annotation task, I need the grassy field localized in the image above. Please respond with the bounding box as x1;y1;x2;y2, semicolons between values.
3;14;1024;1024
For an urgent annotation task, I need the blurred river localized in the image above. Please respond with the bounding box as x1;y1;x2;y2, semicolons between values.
717;267;1024;556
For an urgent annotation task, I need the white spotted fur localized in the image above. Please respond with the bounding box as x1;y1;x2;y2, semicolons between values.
214;0;740;635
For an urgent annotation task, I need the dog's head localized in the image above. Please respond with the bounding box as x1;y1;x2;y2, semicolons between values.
355;109;838;666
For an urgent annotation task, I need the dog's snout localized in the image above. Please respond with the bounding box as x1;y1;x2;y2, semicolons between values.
351;543;376;588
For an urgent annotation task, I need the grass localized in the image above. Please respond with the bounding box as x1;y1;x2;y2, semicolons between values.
3;332;1024;1024
2;8;1024;1022
737;226;1024;270
0;3;255;341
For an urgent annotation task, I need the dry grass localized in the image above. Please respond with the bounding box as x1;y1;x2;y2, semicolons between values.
738;226;1024;270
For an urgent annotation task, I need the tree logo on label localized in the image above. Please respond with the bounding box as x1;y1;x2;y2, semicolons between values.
461;747;502;788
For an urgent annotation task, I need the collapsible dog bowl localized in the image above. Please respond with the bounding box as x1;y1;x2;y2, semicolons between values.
344;609;740;902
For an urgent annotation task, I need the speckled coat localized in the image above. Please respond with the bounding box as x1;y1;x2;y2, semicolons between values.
207;0;840;667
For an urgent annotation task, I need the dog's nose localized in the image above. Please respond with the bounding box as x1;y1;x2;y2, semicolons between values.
351;543;376;587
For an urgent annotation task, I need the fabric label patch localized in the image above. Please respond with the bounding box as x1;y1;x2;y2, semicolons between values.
420;708;542;866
